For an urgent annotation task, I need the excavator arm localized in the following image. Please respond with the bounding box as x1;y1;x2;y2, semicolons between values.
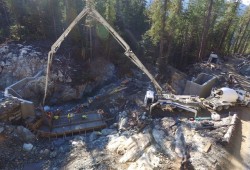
43;1;162;105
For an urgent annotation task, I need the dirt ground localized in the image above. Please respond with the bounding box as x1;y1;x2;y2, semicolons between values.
227;107;250;170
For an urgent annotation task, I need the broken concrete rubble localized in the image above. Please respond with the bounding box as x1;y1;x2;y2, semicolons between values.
174;126;187;158
223;113;238;143
152;128;177;160
118;132;152;163
127;145;160;170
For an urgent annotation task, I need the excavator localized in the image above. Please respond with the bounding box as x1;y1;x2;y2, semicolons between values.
43;0;199;116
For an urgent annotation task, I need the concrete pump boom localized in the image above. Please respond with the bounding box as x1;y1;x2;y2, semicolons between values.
43;1;162;105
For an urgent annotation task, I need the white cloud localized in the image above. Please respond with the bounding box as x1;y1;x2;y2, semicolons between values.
242;0;250;5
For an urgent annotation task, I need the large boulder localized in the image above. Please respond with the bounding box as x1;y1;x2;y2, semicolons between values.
16;126;35;142
107;132;152;163
152;128;177;160
0;43;45;89
174;126;187;158
127;145;160;170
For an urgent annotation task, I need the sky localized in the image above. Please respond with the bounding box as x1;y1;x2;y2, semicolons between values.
242;0;250;5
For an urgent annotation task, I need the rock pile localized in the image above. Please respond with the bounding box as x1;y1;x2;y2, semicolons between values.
0;43;116;104
0;43;45;89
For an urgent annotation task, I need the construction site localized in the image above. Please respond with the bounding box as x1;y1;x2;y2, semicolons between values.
1;1;250;170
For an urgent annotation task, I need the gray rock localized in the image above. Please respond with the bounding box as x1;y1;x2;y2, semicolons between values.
119;133;152;163
101;128;117;136
44;106;51;111
73;136;85;141
152;128;177;160
23;143;33;151
5;125;14;134
118;117;128;131
175;126;186;158
16;126;35;142
52;138;65;146
127;145;160;170
110;123;118;129
50;151;57;158
71;140;84;147
1;43;116;104
0;127;4;134
89;132;98;141
40;149;50;155
59;146;65;153
0;46;9;54
43;149;50;155
82;102;89;108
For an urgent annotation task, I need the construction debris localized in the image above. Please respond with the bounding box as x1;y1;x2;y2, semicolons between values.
223;113;238;143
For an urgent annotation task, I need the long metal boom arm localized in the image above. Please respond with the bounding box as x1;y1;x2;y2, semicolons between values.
51;8;90;53
43;8;90;104
43;5;162;105
90;9;162;93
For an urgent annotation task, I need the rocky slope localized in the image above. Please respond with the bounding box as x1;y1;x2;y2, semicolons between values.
0;42;115;104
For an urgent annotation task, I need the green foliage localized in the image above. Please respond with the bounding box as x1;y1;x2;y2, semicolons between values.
145;0;249;68
145;0;165;45
116;0;148;39
0;0;249;67
105;0;116;24
9;24;25;40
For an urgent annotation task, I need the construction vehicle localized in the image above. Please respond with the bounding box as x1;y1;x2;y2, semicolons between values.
145;90;200;117
43;0;162;105
203;87;250;111
42;0;201;117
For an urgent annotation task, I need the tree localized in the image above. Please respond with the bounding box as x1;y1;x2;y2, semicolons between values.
230;6;250;54
0;0;10;42
198;0;213;60
217;1;239;54
146;0;168;70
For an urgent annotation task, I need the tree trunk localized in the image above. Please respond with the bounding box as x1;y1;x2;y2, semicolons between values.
242;39;249;54
157;0;168;70
1;1;10;27
239;33;250;54
49;0;57;39
180;26;189;67
218;1;239;52
235;18;250;53
233;23;244;53
198;0;213;61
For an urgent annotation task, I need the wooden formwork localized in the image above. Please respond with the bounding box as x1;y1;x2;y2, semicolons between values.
26;111;107;138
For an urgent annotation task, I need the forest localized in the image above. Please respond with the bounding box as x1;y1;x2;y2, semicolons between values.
1;1;250;169
0;0;249;69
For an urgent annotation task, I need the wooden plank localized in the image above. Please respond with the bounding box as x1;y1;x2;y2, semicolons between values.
203;142;212;153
